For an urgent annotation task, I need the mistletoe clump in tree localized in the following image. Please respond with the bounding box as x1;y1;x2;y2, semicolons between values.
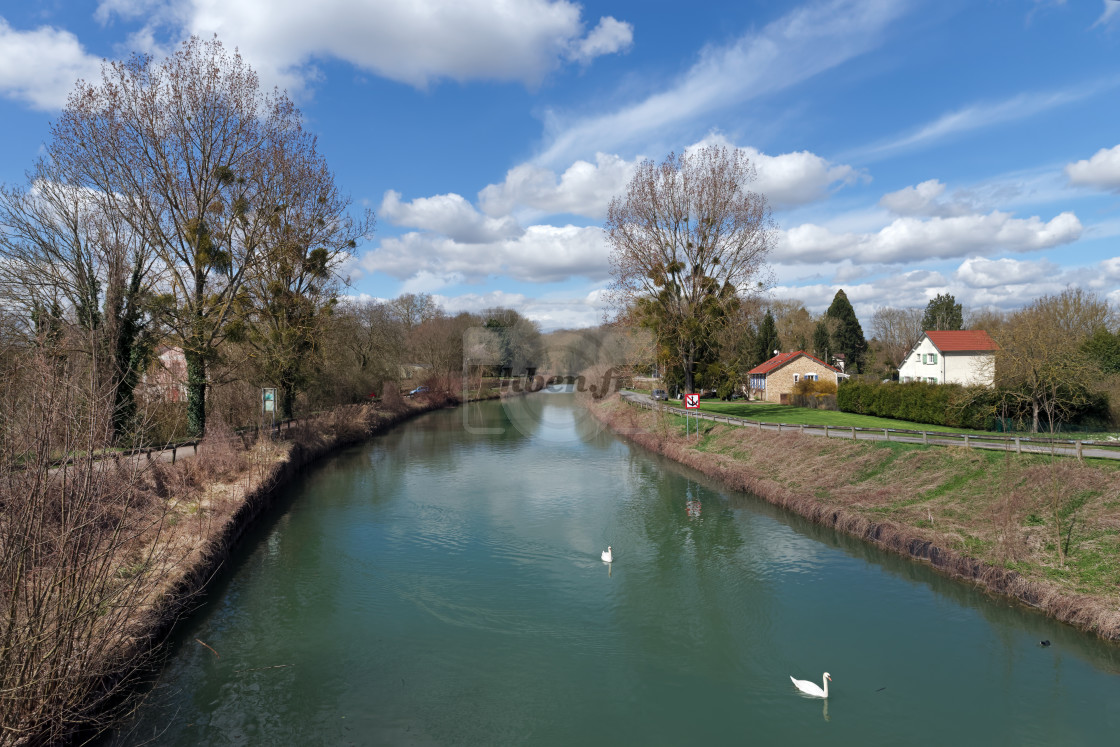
606;145;775;394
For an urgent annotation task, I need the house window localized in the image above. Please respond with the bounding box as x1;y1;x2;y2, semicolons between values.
793;374;800;382
804;373;818;381
926;377;937;383
929;353;937;364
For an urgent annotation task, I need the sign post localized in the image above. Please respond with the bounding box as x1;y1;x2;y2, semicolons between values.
262;387;276;434
684;393;699;439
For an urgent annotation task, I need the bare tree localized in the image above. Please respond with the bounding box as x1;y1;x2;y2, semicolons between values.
48;36;306;437
769;299;814;352
390;292;442;331
0;161;158;443
606;145;775;393
995;293;1102;433
871;305;924;368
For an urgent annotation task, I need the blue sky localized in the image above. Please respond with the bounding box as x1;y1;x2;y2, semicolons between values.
2;0;1119;330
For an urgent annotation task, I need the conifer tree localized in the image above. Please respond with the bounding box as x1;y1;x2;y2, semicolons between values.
921;293;963;331
825;289;867;373
754;310;781;364
812;319;832;362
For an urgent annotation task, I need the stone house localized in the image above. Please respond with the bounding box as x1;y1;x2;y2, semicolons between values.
139;345;188;402
897;330;998;386
747;351;841;403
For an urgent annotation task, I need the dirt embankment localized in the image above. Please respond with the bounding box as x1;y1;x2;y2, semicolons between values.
588;394;1120;641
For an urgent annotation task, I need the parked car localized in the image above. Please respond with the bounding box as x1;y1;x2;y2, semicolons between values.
652;389;668;401
407;386;429;397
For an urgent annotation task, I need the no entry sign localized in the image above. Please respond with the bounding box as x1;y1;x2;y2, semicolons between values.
684;393;700;409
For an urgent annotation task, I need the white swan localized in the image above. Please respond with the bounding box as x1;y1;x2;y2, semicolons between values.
790;672;831;698
601;546;613;563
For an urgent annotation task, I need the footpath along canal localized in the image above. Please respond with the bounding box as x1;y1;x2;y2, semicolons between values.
111;396;1120;746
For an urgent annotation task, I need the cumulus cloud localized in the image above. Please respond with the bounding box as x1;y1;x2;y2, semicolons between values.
568;17;633;64
1065;144;1120;192
95;0;632;94
434;288;609;330
746;147;863;209
479;142;861;220
686;135;865;208
953;257;1059;288
380;190;522;243
0;19;102;110
879;179;978;217
356;224;609;284
479;153;639;220
779;210;1082;265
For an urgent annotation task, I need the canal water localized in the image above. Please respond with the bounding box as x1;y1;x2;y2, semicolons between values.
114;396;1120;745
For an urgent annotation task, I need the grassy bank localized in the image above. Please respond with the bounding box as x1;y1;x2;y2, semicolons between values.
591;393;1120;640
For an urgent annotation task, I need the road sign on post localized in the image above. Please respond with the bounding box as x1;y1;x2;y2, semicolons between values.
262;387;277;434
684;393;700;409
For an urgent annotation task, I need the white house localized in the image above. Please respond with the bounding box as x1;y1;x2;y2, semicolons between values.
898;330;998;386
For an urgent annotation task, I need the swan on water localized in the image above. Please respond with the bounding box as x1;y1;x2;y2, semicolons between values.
790;672;831;698
601;546;613;563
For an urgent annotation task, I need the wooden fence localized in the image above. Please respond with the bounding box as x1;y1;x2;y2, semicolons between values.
621;394;1120;462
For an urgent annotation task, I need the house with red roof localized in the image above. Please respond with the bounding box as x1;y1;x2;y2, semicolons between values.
897;330;998;386
747;351;842;403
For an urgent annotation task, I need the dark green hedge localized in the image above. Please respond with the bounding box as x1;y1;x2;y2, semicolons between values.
837;380;1113;432
837;380;994;429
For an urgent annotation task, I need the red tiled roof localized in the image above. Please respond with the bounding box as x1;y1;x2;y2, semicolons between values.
747;350;840;375
924;330;998;352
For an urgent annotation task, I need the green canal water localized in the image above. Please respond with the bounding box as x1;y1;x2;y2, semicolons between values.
114;397;1120;745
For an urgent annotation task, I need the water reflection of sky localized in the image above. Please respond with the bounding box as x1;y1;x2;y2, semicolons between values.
113;399;1120;747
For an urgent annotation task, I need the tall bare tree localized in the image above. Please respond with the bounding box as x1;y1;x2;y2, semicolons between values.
606;146;775;393
769;299;813;353
871;305;924;369
48;36;306;436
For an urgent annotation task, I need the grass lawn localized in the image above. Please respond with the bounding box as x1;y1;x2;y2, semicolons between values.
667;398;1120;439
682;399;978;433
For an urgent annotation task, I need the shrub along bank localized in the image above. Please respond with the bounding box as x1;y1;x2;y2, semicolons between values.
589;393;1120;641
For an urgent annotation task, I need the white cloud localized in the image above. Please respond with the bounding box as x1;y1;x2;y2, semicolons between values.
850;83;1111;161
357;224;609;284
434;288;608;330
746;147;863;209
0;19;102;110
879;179;977;217
479;153;639;220
953;257;1059;288
568;17;633;64
380;190;522;243
773;256;1120;327
1093;1;1120;28
479;141;861;220
779;210;1081;265
97;0;632;94
536;0;908;166
1065;143;1120;192
399;270;465;295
